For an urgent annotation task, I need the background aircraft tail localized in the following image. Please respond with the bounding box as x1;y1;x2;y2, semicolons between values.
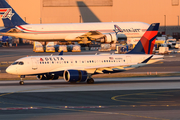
0;0;27;28
127;23;159;54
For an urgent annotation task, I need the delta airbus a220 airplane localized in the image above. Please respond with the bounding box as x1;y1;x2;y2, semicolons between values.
0;0;149;43
6;23;163;85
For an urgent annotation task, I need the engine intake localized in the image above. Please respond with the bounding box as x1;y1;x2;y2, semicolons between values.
63;70;87;83
102;33;117;43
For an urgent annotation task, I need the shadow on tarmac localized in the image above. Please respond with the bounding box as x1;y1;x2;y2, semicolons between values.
0;78;180;86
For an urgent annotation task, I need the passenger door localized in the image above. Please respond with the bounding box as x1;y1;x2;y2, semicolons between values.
126;56;131;64
31;58;38;70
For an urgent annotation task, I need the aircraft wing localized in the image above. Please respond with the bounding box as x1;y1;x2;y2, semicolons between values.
77;31;105;40
51;62;146;74
84;63;147;73
65;31;105;41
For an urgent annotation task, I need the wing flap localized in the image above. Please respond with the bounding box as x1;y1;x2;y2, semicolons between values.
51;63;138;73
75;31;105;41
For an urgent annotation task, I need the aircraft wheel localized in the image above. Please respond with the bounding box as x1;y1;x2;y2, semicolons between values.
87;78;94;84
19;81;24;85
53;75;59;80
37;75;47;80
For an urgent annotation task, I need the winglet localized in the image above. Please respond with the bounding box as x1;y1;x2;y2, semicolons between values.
127;23;160;54
59;51;63;55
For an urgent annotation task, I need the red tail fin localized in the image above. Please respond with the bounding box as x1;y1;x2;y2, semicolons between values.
127;23;160;54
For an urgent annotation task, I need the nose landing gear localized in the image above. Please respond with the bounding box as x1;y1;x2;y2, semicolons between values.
19;75;25;85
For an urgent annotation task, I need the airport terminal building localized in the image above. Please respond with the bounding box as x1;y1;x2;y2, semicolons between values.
1;0;180;37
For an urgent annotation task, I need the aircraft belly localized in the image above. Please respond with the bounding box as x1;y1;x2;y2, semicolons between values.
2;33;68;41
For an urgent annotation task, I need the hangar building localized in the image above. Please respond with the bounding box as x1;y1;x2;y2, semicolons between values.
1;0;180;37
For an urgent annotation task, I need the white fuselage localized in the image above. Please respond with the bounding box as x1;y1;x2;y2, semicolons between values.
4;22;149;41
6;54;163;76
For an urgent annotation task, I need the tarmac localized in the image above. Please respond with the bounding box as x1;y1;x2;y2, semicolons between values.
1;45;180;120
0;77;180;120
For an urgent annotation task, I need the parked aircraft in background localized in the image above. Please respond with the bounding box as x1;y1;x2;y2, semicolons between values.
0;36;9;42
6;23;163;85
0;0;149;44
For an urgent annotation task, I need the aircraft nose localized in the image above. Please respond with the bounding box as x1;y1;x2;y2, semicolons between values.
6;66;16;74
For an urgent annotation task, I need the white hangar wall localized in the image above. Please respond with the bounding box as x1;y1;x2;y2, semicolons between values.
0;0;180;35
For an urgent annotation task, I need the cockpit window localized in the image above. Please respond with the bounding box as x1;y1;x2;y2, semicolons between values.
12;61;24;65
18;62;24;65
12;62;18;65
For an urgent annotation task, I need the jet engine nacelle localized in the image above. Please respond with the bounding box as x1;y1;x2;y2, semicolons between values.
63;70;87;83
102;33;117;43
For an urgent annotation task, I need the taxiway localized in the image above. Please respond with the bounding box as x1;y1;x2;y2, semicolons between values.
0;77;180;120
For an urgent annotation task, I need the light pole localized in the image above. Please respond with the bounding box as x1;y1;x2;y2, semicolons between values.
164;15;166;34
178;15;179;26
79;15;82;23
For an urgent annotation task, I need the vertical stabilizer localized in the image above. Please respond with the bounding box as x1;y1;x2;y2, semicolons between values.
0;0;27;28
127;23;159;54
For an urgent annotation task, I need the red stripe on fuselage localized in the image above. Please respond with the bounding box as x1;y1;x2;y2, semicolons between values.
17;25;114;33
17;25;142;37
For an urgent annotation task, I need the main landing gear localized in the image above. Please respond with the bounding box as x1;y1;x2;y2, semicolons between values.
87;78;94;84
86;74;94;84
19;75;25;85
